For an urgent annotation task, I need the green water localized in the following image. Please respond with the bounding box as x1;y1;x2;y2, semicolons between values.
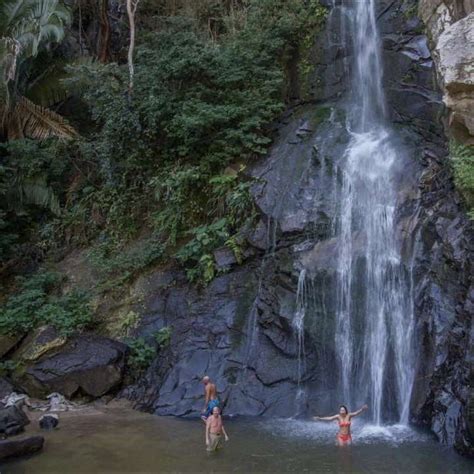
3;408;473;473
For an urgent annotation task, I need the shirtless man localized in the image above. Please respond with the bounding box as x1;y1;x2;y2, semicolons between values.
201;375;220;421
205;406;229;452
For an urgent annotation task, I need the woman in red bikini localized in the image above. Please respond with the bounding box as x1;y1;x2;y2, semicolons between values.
313;404;368;446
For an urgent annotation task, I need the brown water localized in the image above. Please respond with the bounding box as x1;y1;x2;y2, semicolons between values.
3;407;473;473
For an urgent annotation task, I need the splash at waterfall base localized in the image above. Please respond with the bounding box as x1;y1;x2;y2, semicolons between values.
117;0;473;457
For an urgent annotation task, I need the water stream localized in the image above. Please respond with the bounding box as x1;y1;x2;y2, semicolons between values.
293;269;307;415
336;0;415;424
295;0;416;423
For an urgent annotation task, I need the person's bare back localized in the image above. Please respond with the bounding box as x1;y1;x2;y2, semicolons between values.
205;383;217;401
201;376;220;421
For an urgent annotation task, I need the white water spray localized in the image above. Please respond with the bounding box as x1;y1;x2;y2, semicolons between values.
294;269;307;385
333;0;415;424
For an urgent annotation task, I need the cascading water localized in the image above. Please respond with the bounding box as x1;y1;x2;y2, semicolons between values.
293;269;307;415
331;0;415;424
248;0;415;424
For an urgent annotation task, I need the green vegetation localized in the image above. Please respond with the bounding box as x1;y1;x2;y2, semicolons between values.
451;141;474;218
154;327;172;349
87;237;165;290
0;271;93;336
110;311;141;338
126;337;156;372
311;106;332;128
126;327;171;373
0;0;76;140
0;1;328;334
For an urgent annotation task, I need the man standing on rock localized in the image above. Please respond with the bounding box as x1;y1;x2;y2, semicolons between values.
206;406;229;452
201;375;220;422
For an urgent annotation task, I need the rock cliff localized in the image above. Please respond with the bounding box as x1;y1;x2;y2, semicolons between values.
117;0;473;456
419;0;474;143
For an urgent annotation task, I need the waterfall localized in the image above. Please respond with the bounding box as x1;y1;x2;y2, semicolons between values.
293;269;307;414
332;0;415;424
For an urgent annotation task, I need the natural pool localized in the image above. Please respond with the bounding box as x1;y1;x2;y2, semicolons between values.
4;407;473;473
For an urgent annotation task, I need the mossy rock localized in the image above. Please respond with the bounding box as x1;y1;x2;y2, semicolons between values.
15;326;67;363
309;106;332;128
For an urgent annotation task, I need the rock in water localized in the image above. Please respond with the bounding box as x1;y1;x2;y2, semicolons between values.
46;392;75;411
0;405;29;436
0;436;44;460
18;334;127;399
39;414;59;430
1;392;31;408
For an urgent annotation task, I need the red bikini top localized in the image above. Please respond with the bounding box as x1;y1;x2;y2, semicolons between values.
339;420;351;427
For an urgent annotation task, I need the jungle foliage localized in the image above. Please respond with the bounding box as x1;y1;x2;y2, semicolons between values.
0;271;92;336
0;0;327;333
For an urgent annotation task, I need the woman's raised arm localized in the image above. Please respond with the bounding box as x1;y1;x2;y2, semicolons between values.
349;404;368;418
313;414;339;422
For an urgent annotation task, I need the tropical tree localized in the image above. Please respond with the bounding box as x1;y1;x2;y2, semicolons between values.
0;0;77;140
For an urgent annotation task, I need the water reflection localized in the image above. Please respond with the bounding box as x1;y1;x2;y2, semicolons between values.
4;408;472;473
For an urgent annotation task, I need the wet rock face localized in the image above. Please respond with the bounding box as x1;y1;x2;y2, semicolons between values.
409;158;473;456
121;263;326;417
17;335;127;399
124;0;472;456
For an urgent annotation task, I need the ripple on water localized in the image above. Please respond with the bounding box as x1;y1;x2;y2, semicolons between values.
260;419;432;446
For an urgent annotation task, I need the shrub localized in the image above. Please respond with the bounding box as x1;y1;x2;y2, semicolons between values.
451;141;474;218
111;311;141;338
154;326;172;349
0;271;93;336
127;337;156;371
176;219;230;284
88;236;165;290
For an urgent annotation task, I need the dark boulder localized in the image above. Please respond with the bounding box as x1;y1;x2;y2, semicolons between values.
39;414;59;430
0;436;44;460
0;405;29;436
16;325;67;362
0;377;16;399
0;334;23;359
18;334;127;399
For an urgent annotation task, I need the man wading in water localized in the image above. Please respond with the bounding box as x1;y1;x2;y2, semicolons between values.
205;406;229;452
201;375;220;421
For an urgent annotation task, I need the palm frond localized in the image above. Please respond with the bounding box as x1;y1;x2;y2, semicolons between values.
25;61;69;107
6;173;61;215
1;96;78;140
2;0;71;59
2;1;29;28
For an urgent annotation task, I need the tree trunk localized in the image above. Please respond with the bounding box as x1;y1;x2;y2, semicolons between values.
97;0;111;63
126;0;140;97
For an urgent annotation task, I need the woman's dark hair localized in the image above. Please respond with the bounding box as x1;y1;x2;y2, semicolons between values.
339;405;348;414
